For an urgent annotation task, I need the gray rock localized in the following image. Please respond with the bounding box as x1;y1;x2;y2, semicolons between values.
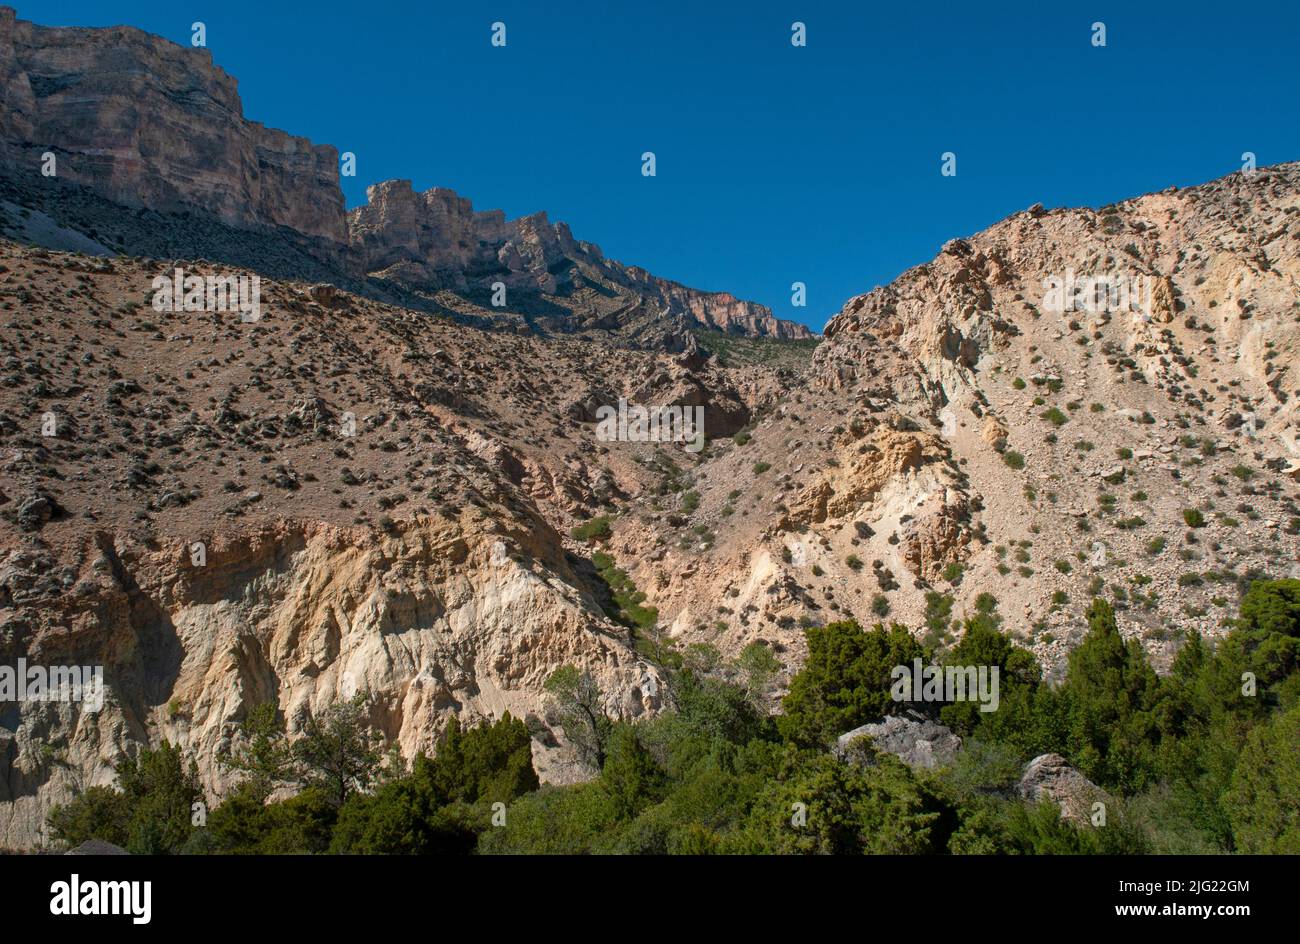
66;839;129;855
15;492;58;531
835;710;962;769
1018;753;1108;824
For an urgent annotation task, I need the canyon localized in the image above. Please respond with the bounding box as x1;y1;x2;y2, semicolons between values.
0;7;1297;850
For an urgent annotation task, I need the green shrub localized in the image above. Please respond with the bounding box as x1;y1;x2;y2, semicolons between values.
571;516;613;542
1040;407;1068;427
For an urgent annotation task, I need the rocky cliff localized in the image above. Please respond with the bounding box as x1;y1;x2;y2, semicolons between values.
0;243;779;847
605;162;1299;683
0;6;346;244
348;178;811;338
0;6;809;341
0;512;661;847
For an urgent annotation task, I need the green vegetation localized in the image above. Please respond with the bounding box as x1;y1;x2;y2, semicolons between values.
690;328;820;370
48;582;1300;856
1183;508;1206;528
571;515;612;542
1003;450;1025;470
592;551;659;631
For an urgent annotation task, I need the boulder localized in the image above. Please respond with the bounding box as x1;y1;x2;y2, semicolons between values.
66;839;130;855
1018;753;1108;824
835;710;962;769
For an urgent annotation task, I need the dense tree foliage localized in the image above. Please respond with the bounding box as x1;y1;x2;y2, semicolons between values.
49;742;201;854
46;580;1300;854
778;621;924;746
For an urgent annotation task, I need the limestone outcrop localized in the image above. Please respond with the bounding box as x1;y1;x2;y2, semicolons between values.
0;514;662;848
0;6;809;340
0;7;346;244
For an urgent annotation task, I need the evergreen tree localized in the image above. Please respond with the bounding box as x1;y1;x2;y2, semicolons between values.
292;694;384;808
1223;704;1300;853
1060;599;1162;792
543;665;613;771
778;621;925;747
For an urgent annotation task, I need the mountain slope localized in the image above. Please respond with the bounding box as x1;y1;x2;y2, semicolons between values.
0;6;809;343
612;162;1299;681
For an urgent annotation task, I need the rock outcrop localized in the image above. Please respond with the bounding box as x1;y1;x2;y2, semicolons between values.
0;7;346;244
0;6;810;340
0;242;775;849
0;513;662;848
1018;753;1108;824
618;160;1299;680
348;178;811;338
835;711;962;769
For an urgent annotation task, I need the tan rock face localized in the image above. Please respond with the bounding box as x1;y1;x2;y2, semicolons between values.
785;425;939;526
605;262;813;340
347;181;500;287
0;8;346;244
348;178;812;338
0;7;808;342
618;162;1299;687
0;243;762;850
0;513;661;848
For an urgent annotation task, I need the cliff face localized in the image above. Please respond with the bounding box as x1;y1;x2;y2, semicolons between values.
0;6;810;340
348;178;812;338
0;515;662;848
0;7;347;244
347;180;582;293
0;241;780;848
608;161;1299;691
605;262;810;340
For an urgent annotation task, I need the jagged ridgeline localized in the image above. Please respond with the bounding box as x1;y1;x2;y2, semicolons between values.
0;7;808;348
1;3;1298;856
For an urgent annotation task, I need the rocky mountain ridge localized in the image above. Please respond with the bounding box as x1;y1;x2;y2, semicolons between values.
603;161;1299;683
0;237;788;846
2;163;1297;849
0;5;1296;854
0;6;809;341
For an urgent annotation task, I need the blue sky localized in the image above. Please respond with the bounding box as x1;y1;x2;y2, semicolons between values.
18;1;1300;330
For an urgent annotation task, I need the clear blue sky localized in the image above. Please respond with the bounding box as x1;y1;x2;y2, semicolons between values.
17;1;1300;330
